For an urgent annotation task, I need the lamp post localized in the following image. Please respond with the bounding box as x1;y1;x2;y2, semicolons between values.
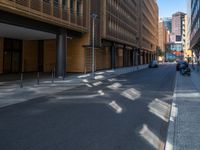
91;13;97;79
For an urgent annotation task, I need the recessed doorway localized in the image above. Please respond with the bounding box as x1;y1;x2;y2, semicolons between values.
3;38;22;73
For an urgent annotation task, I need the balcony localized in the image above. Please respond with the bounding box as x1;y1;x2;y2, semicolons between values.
0;0;87;31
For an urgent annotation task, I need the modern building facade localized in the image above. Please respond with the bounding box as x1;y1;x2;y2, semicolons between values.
159;19;169;50
0;0;90;76
190;0;200;60
0;0;158;76
184;15;192;59
158;19;169;61
171;12;186;42
163;17;172;33
165;12;187;61
166;42;184;61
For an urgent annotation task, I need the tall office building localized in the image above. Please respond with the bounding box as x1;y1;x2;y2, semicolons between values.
172;12;186;42
163;17;172;33
0;0;158;75
159;19;169;51
158;19;170;61
165;12;186;61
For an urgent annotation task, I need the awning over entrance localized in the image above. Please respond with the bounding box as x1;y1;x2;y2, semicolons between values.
0;23;56;40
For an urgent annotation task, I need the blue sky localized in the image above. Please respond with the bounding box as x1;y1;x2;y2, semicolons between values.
157;0;187;18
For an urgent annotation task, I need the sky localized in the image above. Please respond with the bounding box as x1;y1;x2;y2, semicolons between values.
157;0;187;18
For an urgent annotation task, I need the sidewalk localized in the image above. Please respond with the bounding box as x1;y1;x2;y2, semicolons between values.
165;69;200;150
0;65;148;108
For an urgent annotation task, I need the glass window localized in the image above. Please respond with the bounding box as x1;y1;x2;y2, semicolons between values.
54;0;58;7
62;0;68;9
70;0;74;12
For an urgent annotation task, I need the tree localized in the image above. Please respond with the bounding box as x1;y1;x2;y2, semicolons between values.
156;47;164;57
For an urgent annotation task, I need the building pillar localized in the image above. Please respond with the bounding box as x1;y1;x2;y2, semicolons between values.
144;52;146;64
0;38;3;74
146;52;148;64
148;52;150;63
123;47;129;67
134;48;138;66
111;45;116;69
142;52;144;65
56;32;66;78
138;49;141;65
132;48;135;66
123;47;127;67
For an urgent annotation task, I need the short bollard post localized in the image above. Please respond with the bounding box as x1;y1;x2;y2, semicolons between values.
20;73;23;88
37;72;40;85
51;69;54;84
63;71;65;80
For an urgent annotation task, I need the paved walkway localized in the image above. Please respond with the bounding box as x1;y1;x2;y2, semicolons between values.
165;66;200;150
0;65;148;108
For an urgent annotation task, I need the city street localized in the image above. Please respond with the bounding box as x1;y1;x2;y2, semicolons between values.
0;64;176;150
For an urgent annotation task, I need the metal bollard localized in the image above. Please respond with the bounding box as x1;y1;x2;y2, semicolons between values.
37;72;40;85
20;73;23;88
63;71;65;80
51;69;54;84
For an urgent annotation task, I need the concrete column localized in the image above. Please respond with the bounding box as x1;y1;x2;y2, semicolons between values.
111;45;116;69
138;49;141;65
56;32;66;78
134;48;138;66
0;38;3;74
132;49;135;66
123;48;127;67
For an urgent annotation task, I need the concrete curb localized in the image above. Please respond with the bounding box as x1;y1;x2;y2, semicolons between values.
165;72;178;150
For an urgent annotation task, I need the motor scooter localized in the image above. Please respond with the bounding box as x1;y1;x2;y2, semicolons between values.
180;63;191;76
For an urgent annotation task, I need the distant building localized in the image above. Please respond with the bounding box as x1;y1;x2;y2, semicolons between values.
165;12;186;61
172;12;186;43
163;17;172;33
166;43;184;60
158;19;170;61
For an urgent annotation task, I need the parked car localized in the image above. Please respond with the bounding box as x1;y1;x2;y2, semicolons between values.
149;60;158;68
176;60;187;71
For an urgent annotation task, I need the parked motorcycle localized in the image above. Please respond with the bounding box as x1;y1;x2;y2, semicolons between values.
179;62;191;76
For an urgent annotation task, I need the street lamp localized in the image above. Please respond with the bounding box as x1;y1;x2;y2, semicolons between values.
91;13;97;79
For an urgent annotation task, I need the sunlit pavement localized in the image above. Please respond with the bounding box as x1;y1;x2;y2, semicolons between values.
0;64;176;150
0;65;147;108
165;68;200;150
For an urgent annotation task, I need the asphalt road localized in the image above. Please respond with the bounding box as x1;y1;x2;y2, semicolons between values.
0;64;176;150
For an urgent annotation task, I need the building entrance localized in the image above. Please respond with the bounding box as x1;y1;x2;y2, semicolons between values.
3;38;22;73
